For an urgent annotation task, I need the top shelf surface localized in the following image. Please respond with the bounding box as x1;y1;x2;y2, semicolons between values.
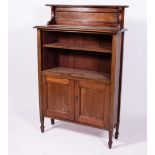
42;67;110;84
45;4;129;8
34;25;127;34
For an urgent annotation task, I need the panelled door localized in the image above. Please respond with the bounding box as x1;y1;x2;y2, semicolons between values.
42;75;74;120
75;80;110;128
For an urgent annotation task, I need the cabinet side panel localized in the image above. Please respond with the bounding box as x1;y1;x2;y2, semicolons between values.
117;32;125;125
41;75;47;115
37;30;43;117
110;33;121;129
113;33;121;125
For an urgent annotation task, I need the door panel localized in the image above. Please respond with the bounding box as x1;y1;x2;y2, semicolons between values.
75;80;110;128
42;75;74;120
80;87;104;119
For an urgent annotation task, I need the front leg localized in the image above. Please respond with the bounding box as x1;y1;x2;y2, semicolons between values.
40;116;45;133
51;118;55;125
115;122;119;139
108;129;113;149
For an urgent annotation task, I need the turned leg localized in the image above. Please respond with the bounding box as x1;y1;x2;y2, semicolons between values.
108;129;113;149
115;122;119;139
51;118;54;125
40;116;45;133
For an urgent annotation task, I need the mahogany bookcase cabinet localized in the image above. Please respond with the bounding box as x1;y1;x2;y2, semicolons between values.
34;4;128;149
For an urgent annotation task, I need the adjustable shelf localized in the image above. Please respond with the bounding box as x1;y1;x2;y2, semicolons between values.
43;42;112;53
42;67;110;84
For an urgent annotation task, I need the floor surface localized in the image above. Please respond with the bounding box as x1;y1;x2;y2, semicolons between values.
9;101;146;155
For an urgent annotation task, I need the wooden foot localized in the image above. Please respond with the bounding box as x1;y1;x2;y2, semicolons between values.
51;119;54;125
40;125;45;133
108;129;113;149
108;141;113;149
115;122;119;139
40;116;45;133
115;132;119;139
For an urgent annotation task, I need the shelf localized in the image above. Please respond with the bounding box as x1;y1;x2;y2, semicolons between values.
34;25;127;34
46;4;129;8
42;67;110;84
43;42;112;53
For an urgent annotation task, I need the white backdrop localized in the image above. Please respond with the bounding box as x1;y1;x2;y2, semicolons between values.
9;0;146;155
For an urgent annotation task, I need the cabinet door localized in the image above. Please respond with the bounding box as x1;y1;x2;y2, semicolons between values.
75;80;110;128
42;75;74;120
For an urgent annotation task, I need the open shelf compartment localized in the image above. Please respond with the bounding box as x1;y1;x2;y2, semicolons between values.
42;31;112;54
41;48;111;84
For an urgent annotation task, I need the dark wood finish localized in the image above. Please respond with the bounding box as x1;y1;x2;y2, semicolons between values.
34;4;128;149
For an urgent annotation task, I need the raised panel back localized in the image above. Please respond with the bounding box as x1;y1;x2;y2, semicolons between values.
48;6;125;28
55;7;119;27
